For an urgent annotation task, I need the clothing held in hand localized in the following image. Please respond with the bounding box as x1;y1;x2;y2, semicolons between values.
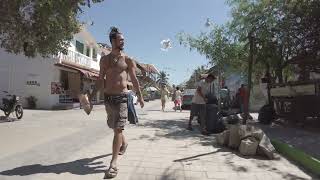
78;94;92;115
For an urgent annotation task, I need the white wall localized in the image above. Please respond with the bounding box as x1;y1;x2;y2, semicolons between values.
0;49;60;109
0;28;102;109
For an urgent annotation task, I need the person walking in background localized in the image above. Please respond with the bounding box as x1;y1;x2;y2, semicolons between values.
171;85;176;107
127;85;138;124
234;88;241;110
239;84;253;120
174;87;182;112
160;84;169;112
239;84;246;115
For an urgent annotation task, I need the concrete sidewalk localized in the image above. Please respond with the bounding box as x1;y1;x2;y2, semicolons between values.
3;100;316;180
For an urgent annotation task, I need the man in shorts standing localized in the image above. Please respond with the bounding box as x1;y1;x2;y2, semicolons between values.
187;76;206;133
187;73;215;135
90;27;144;178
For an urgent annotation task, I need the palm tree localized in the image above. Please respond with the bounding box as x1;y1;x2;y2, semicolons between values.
157;71;169;86
185;66;206;88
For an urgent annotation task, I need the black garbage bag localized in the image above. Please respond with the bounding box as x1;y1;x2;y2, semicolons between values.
206;105;226;134
258;104;275;124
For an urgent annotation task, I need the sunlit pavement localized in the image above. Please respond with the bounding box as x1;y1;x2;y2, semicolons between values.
0;100;317;180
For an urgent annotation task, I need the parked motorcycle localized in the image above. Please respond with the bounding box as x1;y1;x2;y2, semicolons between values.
0;91;23;119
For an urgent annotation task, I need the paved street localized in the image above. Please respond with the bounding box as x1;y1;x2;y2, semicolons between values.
0;100;317;180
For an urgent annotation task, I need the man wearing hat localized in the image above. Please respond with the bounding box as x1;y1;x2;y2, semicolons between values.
187;73;216;135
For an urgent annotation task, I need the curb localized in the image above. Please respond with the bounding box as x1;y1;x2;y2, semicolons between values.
271;139;320;177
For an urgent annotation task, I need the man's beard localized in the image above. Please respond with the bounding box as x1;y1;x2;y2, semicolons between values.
119;46;124;51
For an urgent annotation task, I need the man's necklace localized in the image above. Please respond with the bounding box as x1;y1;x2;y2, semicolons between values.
112;54;122;64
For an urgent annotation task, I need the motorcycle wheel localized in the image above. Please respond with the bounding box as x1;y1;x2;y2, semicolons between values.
4;110;10;117
15;105;23;119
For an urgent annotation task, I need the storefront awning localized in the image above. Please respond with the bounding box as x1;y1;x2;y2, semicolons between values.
137;63;159;75
55;63;99;79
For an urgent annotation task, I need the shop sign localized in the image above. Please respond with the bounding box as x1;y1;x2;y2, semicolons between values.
26;81;40;86
26;74;40;87
51;82;62;94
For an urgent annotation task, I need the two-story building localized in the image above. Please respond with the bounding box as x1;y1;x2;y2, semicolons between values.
136;63;159;88
0;27;103;109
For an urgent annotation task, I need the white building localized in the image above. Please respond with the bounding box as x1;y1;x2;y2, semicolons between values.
0;27;106;109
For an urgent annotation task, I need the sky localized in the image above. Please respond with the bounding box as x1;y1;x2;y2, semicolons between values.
81;0;231;85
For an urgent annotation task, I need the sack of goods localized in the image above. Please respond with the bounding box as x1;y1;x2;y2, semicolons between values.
78;94;92;115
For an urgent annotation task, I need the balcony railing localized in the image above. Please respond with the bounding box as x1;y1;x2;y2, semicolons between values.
56;50;92;68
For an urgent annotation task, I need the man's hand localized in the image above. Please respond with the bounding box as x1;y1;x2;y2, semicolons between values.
204;97;208;103
138;97;144;108
88;92;93;103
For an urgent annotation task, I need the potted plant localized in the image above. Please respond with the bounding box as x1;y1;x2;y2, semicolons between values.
26;96;37;109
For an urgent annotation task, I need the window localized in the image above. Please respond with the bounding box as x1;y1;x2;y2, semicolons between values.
75;40;84;54
86;47;90;57
92;48;97;61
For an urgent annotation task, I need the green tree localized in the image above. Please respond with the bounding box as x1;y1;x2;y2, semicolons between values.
184;66;207;89
228;0;320;83
177;0;320;124
157;71;169;86
177;25;248;107
228;0;320;123
0;0;104;57
178;25;244;73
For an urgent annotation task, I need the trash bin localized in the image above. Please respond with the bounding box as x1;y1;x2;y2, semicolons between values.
206;104;218;132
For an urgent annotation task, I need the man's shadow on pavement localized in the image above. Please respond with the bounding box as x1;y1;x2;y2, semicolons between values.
0;154;111;176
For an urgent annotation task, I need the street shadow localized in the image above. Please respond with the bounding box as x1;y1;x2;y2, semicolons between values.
137;118;221;146
173;150;222;162
156;165;184;180
0;116;19;123
217;141;318;179
256;122;320;159
147;110;161;112
140;118;318;179
0;154;111;176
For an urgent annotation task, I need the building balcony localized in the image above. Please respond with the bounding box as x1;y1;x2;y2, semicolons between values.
56;50;92;68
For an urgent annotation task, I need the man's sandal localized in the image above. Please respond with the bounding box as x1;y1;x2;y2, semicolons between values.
187;126;193;131
119;143;128;155
104;166;118;179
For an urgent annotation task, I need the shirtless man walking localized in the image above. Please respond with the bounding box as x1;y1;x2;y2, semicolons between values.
90;27;144;178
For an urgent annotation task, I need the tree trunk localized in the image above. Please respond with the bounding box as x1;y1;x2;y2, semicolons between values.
265;64;272;106
298;65;310;81
276;67;283;84
243;33;254;125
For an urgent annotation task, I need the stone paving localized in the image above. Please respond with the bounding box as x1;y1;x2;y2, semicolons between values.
0;101;317;180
